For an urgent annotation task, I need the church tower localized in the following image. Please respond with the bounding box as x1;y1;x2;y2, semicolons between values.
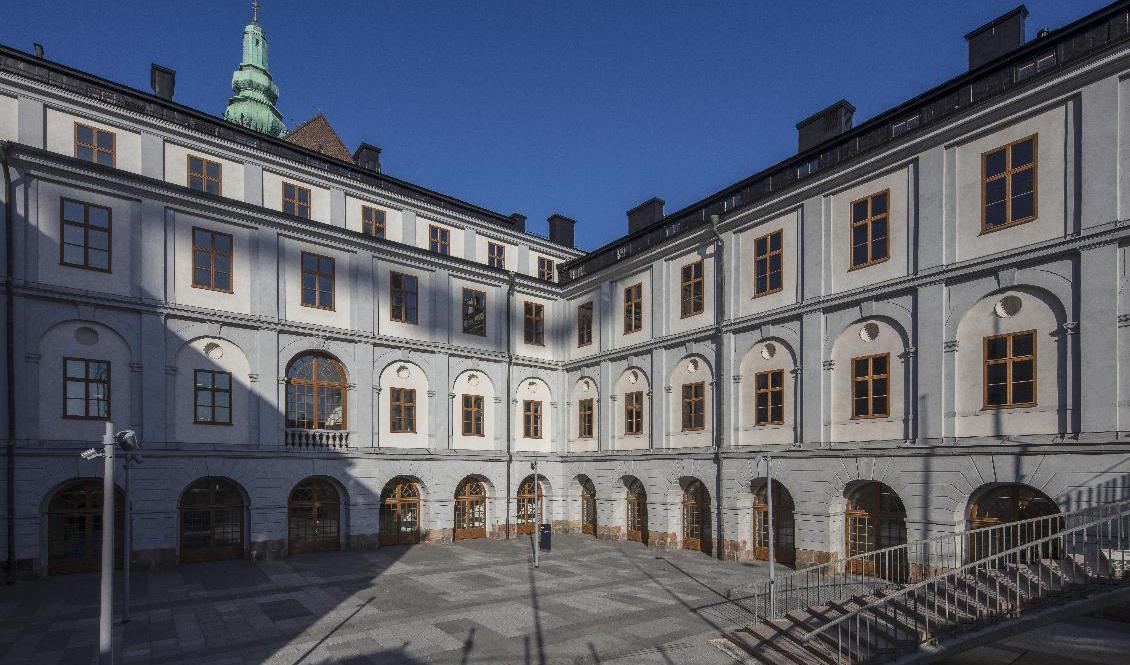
224;1;287;137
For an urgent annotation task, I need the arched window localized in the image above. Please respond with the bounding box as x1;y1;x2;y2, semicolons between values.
47;480;123;575
516;475;545;535
454;478;487;540
380;477;421;546
288;478;341;554
753;481;796;565
579;477;596;536
682;480;712;554
626;478;648;543
179;477;245;563
286;352;347;430
845;482;907;579
968;484;1061;562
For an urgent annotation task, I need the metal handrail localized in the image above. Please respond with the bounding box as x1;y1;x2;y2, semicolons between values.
800;499;1130;658
735;497;1130;621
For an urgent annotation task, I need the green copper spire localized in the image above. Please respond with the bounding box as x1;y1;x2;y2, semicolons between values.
224;2;287;137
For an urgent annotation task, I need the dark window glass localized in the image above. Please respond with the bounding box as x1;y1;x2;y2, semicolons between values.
60;198;112;271
64;358;111;419
188;156;222;195
192;228;233;292
462;289;487;337
300;252;334;309
194;369;232;424
390;272;418;324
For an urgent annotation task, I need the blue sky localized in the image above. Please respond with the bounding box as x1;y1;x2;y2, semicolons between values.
2;1;1107;250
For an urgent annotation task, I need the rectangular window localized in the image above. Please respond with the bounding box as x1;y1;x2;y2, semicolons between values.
283;182;312;218
681;382;705;431
754;369;785;425
462;394;484;436
362;206;386;238
191;228;233;292
891;114;921;138
850;190;890;270
537;256;555;281
524;302;544;346
982;135;1037;232
578;398;594;438
754;230;783;297
300;252;334;310
680;260;704;318
390;387;416;433
851;353;890;419
523;400;543;438
1016;52;1055;81
577;302;593;347
625;391;644;435
60;198;111;272
624;283;643;334
63;357;110;419
187;155;222;195
193;369;232;425
488;242;506;269
984;330;1037;408
390;272;419;324
429;225;450;254
74;123;115;167
462;288;487;337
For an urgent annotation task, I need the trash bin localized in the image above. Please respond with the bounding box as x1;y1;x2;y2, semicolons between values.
539;524;551;552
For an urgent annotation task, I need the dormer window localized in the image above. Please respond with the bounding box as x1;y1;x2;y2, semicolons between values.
891;114;921;138
797;158;819;178
1016;52;1055;82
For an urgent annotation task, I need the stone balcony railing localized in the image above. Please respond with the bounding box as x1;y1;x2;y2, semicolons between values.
284;428;351;450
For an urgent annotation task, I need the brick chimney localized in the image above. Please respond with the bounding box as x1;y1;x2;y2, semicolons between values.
547;214;576;248
965;6;1028;70
353;143;382;172
509;213;527;233
626;197;665;234
796;99;854;153
150;63;175;100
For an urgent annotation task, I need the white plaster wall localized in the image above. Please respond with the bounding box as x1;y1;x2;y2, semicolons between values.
0;94;16;141
668;355;713;449
451;370;497;451
35;181;135;297
737;340;796;445
568;376;599;452
281;240;353;329
955;104;1066;262
667;247;715;336
612;268;651;350
36;321;132;442
171;211;252;315
345;195;402;243
172;337;252;445
163;143;245;201
262;171;331;223
830;319;906;443
736;210;799;316
513;377;553;452
613;368;650;450
830;166;910;293
45;108;142;174
377;361;430;448
954;288;1062;437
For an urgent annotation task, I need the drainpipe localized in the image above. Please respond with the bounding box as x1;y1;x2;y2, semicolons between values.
504;271;515;539
2;141;15;583
708;214;725;560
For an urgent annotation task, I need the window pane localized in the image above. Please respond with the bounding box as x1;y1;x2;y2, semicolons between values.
1011;168;1034;196
62;200;85;222
96;132;114;150
986;338;1008;359
1012;382;1034;404
302;254;316;271
96;151;113;167
871;395;887;415
870;193;887;216
1011;139;1034;167
206;162;220;179
769;232;781;251
987;363;1008;385
851;200;868;223
985;201;1007;228
853;358;868;377
986;383;1007;406
1012;360;1033;382
76;125;93;145
1010;192;1034;221
63;245;85;265
76;146;94;162
1012;333;1034;356
89;249;109;270
985;149;1007;177
755;236;767;256
871;355;887;375
88;230;109;251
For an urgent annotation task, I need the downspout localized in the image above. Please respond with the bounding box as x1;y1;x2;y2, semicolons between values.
2;142;15;583
708;214;725;560
504;271;515;539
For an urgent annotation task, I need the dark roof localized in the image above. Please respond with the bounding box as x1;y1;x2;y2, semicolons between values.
284;113;354;162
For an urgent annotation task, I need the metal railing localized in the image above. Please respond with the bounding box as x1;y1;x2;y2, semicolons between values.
284;428;351;449
800;499;1130;664
731;498;1130;622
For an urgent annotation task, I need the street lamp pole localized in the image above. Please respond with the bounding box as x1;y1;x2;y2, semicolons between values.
98;422;114;665
761;453;776;617
532;458;540;569
121;455;132;624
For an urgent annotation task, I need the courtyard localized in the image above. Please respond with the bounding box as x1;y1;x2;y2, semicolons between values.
0;535;772;665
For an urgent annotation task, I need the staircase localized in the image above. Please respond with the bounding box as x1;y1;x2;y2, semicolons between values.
725;499;1130;664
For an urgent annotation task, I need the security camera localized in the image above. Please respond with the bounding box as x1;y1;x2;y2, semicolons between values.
114;430;140;451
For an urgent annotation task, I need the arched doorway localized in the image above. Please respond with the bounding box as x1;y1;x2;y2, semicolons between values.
626;478;648;543
753;481;796;566
516;475;545;535
968;484;1061;561
844;482;907;579
285;352;347;431
454;477;487;540
288;478;341;554
579;477;596;536
179;477;245;563
682;480;712;555
46;480;123;575
380;477;421;545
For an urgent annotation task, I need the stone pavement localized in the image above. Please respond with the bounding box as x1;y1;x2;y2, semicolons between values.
0;534;774;665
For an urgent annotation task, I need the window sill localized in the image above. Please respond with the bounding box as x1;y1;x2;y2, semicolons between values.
192;284;235;294
301;304;336;312
60;262;112;274
979;215;1038;236
847;255;890;273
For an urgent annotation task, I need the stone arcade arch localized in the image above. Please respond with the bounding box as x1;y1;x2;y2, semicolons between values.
285;352;348;445
179;477;247;563
516;475;546;535
752;479;796;565
682;479;712;554
288;477;342;555
379;477;422;546
626;477;648;543
967;483;1061;561
844;481;908;579
453;476;488;541
45;479;124;575
578;476;597;536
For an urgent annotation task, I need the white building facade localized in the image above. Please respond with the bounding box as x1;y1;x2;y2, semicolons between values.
2;3;1130;576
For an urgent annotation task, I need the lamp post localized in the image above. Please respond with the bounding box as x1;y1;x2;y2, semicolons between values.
758;453;776;616
531;459;540;569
